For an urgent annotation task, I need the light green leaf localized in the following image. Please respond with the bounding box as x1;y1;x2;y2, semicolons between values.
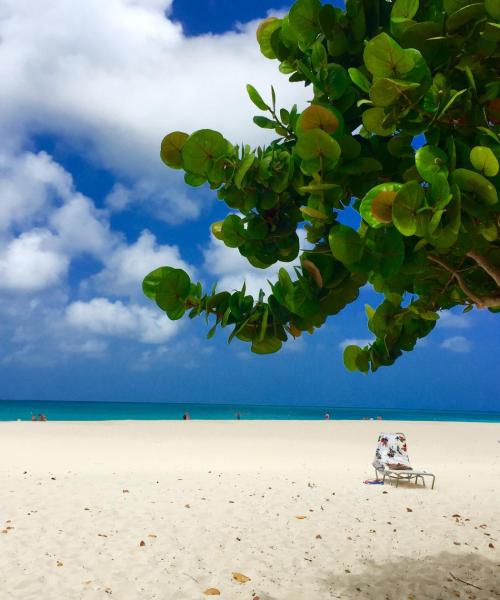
362;107;396;136
470;146;499;177
415;145;449;183
182;130;228;176
363;33;415;78
246;84;269;111
160;132;189;169
328;224;364;264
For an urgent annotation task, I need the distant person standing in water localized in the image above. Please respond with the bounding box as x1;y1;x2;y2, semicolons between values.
236;412;241;420
182;412;190;421
324;413;330;420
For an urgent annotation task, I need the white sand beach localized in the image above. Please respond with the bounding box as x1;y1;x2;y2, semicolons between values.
0;420;498;599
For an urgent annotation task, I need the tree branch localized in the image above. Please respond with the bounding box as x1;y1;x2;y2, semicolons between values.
428;255;500;309
466;250;500;288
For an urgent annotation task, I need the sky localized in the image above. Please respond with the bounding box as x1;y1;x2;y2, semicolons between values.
0;0;498;411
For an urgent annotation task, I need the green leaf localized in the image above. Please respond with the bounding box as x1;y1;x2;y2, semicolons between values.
297;105;342;135
295;129;341;164
360;183;403;228
470;146;499;177
160;132;189;169
253;116;276;129
451;169;498;205
234;154;255;189
182;129;229;176
348;67;371;93
251;336;283;354
485;0;500;19
446;3;485;32
142;266;174;300
363;33;415;78
369;78;420;107
211;221;224;241
256;17;282;59
344;345;362;371
184;172;206;186
246;84;269;111
391;0;419;20
289;0;321;44
362;107;396;136
156;269;191;320
221;215;246;247
379;228;405;277
328;224;364;264
415;145;449;183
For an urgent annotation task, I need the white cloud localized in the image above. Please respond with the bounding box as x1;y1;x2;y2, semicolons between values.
89;230;194;298
0;151;72;231
66;297;180;343
437;310;471;329
0;230;69;291
440;335;471;353
0;0;310;224
338;338;373;351
49;194;116;258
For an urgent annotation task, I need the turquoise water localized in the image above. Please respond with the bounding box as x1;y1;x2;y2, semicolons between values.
0;399;499;422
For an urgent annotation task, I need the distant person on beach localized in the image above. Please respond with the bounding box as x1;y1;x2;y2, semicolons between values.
236;412;241;420
40;414;47;421
182;413;190;421
31;415;36;421
324;413;330;420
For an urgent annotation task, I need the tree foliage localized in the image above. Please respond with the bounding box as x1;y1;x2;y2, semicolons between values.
144;0;500;372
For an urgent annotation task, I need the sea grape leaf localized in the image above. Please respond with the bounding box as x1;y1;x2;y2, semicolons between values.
297;104;342;134
363;33;415;78
142;266;174;300
256;17;282;58
451;169;498;205
221;215;246;247
182;130;229;176
295;129;341;164
470;146;499;177
160;132;189;169
415;145;449;183
392;181;424;236
156;269;191;320
369;78;420;107
289;0;321;44
362;108;397;136
328;224;364;264
360;183;403;228
348;67;371;93
391;0;419;20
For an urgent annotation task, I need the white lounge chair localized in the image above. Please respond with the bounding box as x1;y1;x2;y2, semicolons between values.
373;432;435;489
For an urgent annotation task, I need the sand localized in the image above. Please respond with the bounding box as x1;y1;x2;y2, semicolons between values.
0;420;498;600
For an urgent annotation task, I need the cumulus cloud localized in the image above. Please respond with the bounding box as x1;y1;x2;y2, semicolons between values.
0;230;69;292
88;229;194;298
440;335;471;353
49;194;116;259
66;297;180;343
0;0;309;224
0;151;72;231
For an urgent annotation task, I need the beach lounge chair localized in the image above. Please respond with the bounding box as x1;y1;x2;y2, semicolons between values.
373;432;435;489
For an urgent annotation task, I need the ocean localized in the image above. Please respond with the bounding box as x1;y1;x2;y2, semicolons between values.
0;399;499;422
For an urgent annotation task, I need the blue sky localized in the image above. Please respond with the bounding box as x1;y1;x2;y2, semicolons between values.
0;0;498;411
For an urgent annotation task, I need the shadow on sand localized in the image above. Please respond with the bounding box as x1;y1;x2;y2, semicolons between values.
322;551;500;600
